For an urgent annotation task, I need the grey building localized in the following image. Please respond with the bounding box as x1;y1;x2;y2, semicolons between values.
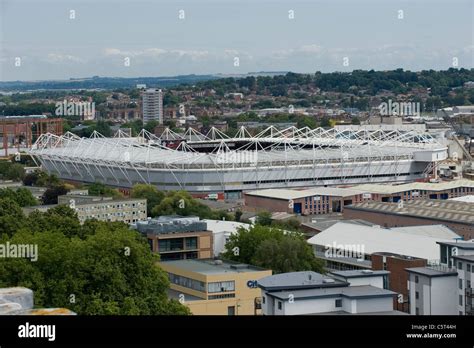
142;88;163;124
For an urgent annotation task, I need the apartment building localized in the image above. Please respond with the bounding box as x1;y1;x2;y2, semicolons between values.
135;216;213;261
142;88;163;124
160;259;272;315
257;270;402;315
406;240;474;315
23;195;147;225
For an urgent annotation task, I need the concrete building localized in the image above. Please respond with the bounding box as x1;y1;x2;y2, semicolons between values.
135;216;213;261
406;267;459;315
343;200;474;240
244;187;369;215
406;240;474;315
160;259;272;315
257;271;402;315
23;195;147;225
142;88;163;124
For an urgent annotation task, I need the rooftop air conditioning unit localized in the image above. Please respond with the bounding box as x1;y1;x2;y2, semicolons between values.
323;278;335;283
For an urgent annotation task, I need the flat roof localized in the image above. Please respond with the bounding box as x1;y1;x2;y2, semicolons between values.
352;179;474;194
436;241;474;249
267;285;395;301
245;187;366;200
405;267;458;277
346;200;474;226
258;271;347;291
330;270;390;279
160;259;268;275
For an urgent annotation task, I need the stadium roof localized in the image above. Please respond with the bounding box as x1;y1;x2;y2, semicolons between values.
30;126;444;170
307;222;459;260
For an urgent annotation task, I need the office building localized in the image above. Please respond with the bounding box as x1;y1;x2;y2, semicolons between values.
160;259;272;315
142;89;163;124
135;216;213;261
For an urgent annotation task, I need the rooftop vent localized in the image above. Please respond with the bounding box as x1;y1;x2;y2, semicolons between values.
322;278;335;283
361;270;374;274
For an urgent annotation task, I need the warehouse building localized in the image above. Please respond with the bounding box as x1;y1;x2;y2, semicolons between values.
343;200;474;240
160;259;272;315
351;179;474;203
244;187;370;215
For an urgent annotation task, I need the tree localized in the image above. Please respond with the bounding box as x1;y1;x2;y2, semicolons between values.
256;211;272;226
235;210;243;222
42;185;69;205
0;162;25;181
0;188;37;207
131;184;164;216
0;220;190;315
87;182;122;198
222;225;324;274
0;198;26;237
151;190;231;221
351;117;361;125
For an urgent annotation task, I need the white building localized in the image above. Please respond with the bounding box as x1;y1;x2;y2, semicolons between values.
257;270;403;315
142;89;163;124
406;240;474;315
203;219;250;257
307;222;460;270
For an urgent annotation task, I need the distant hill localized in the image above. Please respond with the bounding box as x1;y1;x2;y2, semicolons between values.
0;74;220;91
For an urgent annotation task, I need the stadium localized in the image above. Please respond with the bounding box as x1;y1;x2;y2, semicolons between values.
29;126;447;199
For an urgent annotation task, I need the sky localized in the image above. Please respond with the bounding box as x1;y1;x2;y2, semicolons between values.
0;0;473;81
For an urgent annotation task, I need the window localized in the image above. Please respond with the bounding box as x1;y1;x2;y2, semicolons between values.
467;264;471;272
458;262;463;270
278;301;282;310
468;280;471;289
459;279;463;290
168;273;205;292
415;291;419;300
262;296;266;304
185;237;198;250
227;306;235;316
459;295;463;306
415;276;419;284
158;238;184;252
208;281;235;293
335;299;342;308
416;307;419;315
